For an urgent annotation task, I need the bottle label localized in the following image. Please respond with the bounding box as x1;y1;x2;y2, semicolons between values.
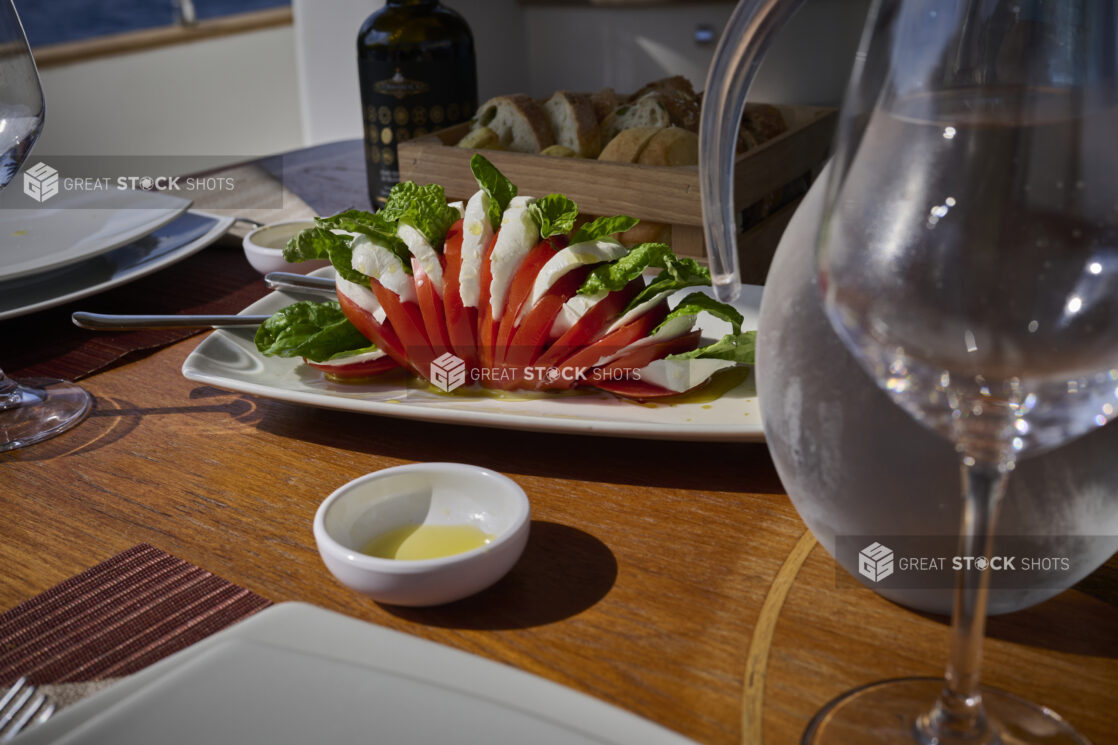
360;61;476;206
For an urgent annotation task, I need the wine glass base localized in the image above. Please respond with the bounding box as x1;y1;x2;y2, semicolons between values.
0;378;93;452
803;677;1091;745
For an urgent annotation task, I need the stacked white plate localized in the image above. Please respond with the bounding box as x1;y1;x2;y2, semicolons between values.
0;189;235;321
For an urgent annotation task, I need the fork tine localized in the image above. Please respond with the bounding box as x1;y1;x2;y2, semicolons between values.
1;693;46;742
0;679;26;715
0;687;32;732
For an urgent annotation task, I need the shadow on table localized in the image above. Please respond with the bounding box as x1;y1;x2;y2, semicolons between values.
248;398;784;495
381;521;617;630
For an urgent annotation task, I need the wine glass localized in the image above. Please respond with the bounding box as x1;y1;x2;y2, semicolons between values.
0;0;91;451
808;1;1117;743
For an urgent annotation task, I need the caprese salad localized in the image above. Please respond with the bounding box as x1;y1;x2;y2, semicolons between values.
254;155;755;400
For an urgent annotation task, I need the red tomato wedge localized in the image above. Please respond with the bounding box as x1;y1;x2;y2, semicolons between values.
441;220;478;368
368;278;437;378
532;278;644;372
503;266;592;372
594;328;702;377
493;237;567;368
413;257;451;358
335;285;410;371
305;355;401;379
591;378;687;400
529;300;670;391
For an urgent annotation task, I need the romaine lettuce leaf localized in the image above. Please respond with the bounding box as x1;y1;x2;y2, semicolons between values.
667;330;756;365
470;154;517;230
570;215;639;244
396;182;460;249
625;255;711;310
529;194;579;238
654;292;744;335
254;301;374;363
283;225;371;284
578;242;674;295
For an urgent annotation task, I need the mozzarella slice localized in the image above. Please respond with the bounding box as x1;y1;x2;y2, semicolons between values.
317;347;388;365
487;195;538;319
633;357;736;393
335;276;388;325
591;314;696;369
519;239;628;323
397;223;444;295
350;234;418;304
602;289;675;335
459;189;492;308
549;290;607;338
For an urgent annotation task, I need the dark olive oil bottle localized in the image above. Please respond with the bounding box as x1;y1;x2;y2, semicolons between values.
357;0;477;207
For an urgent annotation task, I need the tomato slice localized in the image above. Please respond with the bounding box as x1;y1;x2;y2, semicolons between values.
335;285;409;371
493;237;567;368
591;378;687;401
593;328;702;377
529;300;670;391
532;278;644;372
504;266;591;371
369;279;437;379
442;219;479;368
305;355;401;379
413;256;451;358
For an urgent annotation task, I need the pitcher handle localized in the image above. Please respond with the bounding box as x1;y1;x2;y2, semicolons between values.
699;0;805;302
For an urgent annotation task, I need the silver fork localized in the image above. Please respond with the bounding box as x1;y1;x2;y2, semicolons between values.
0;678;55;742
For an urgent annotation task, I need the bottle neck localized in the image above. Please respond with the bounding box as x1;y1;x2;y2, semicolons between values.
386;0;439;7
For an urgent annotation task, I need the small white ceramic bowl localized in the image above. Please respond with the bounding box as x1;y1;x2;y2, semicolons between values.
313;463;531;606
242;219;330;275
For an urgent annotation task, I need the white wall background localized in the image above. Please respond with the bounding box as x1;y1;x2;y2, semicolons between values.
32;0;870;157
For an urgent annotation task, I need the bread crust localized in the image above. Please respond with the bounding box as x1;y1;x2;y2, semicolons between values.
598;126;662;163
474;94;555;153
543;91;602;158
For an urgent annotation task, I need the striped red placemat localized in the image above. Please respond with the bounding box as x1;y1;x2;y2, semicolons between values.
0;544;272;684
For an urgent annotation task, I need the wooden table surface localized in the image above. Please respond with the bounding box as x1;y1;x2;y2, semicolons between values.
1;146;1116;744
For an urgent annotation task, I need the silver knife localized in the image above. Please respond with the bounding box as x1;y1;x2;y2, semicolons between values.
264;272;336;295
72;312;270;330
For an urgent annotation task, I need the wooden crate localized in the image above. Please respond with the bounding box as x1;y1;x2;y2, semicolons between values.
397;105;836;284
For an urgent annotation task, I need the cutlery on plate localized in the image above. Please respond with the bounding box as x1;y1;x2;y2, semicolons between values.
0;677;55;742
72;312;270;330
264;272;336;295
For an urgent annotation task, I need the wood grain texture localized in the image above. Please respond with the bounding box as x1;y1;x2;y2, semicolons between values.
0;340;1115;745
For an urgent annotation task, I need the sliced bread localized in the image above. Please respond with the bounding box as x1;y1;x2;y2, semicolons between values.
598;126;663;163
601;94;673;145
636;127;699;167
543;91;602;158
472;94;554;153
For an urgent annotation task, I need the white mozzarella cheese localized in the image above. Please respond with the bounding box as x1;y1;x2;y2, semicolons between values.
633;357;736;392
397;223;444;295
549;290;607;338
319;347;388;365
350;234;418;304
487;195;538;319
520;239;627;322
335;276;388;325
602;289;675;335
458;189;492;308
591;314;696;368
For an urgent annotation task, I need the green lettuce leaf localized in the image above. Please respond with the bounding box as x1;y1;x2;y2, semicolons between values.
470;154;517;230
654;292;744;335
396;182;460;249
625;255;711;310
570;215;640;244
578;242;675;296
283;225;370;284
529;194;579;238
255;301;374;363
667;331;756;365
303;209;412;278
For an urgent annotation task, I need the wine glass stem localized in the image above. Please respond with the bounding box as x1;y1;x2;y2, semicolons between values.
918;459;1010;742
0;367;19;407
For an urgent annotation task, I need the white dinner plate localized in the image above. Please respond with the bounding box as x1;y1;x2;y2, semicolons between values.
181;268;765;442
0;211;235;321
17;603;700;745
0;188;191;282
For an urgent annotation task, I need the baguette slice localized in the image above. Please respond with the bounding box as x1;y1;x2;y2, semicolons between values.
598;126;662;163
543;91;602;158
601;94;672;145
473;94;555;153
636;127;699;167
